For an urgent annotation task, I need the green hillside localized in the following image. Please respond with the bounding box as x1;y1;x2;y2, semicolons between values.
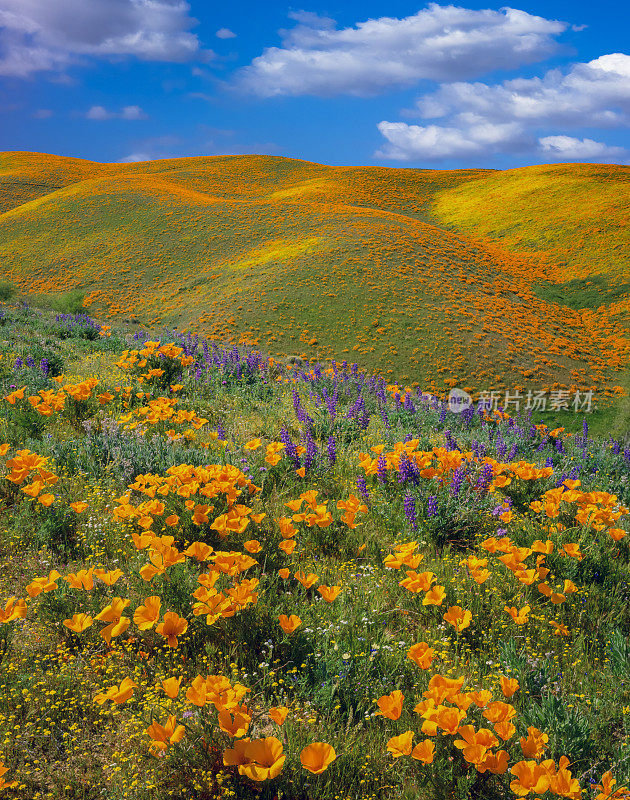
1;153;629;434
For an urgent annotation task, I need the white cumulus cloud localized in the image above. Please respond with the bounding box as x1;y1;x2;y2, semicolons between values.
377;51;630;163
234;4;567;97
376;120;532;160
0;0;205;77
118;151;154;162
215;27;235;39
538;135;627;161
410;52;630;128
85;104;147;120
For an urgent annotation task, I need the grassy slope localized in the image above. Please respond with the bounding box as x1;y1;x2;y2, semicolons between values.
431;163;630;283
1;153;629;434
1;306;630;798
431;162;630;434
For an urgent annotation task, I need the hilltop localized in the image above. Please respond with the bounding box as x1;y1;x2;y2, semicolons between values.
1;152;629;434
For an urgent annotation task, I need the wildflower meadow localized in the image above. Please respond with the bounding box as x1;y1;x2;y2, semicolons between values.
0;302;629;800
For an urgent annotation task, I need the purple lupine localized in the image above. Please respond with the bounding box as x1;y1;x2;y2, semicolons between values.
40;358;50;377
403;393;416;413
304;435;317;472
611;440;621;455
356;475;369;503
359;409;370;430
322;389;337;420
462;405;474;428
407;456;420;485
279;427;299;466
450;466;465;497
398;452;410;484
623;449;630;465
377;455;387;483
292;390;313;429
380;410;390;430
444;430;460;452
13;357;23;370
327;435;337;466
507;443;518;460
404;493;418;529
216;423;226;440
555;438;565;454
438;402;447;424
583;419;589;440
346;394;365;421
476;462;494;495
427;495;438;518
544;457;554;468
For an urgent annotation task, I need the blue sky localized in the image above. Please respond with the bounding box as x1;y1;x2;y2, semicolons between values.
1;0;628;168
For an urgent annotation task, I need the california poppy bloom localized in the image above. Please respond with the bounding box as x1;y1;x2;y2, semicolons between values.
161;676;182;698
300;742;337;773
443;605;473;632
317;585;341;602
411;739;435;763
499;676;519;698
269;706;289;725
504;605;530;625
238;737;286;782
407;642;434;669
134;596;161;630
156;611;188;647
146;715;185;752
94;677;137;705
375;690;404;720
279;614;301;634
293;567;320;590
387;731;413;758
63;613;93;633
423;585;446;606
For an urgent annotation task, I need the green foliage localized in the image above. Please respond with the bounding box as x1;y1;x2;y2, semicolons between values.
532;275;630;310
0;280;17;302
29;290;86;315
521;693;596;769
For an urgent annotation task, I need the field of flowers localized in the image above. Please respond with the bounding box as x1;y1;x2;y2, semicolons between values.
0;302;629;800
1;153;629;433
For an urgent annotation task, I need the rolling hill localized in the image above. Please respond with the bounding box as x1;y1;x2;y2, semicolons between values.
1;151;629;430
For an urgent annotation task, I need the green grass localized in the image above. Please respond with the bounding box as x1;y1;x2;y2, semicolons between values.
532;275;630;310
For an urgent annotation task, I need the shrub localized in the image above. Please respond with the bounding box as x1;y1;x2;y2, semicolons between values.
29;291;87;315
0;281;18;302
